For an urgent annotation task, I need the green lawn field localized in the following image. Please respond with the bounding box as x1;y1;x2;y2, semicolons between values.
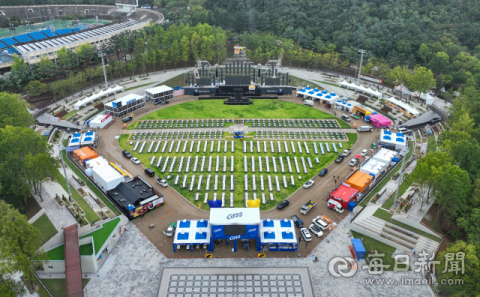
127;100;352;129
119;134;357;211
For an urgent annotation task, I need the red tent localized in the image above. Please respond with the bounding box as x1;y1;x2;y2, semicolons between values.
329;184;359;209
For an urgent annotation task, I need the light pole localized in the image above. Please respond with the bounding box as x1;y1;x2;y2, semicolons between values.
6;18;12;37
26;20;31;30
58;143;73;203
99;51;109;89
357;49;367;83
392;148;409;211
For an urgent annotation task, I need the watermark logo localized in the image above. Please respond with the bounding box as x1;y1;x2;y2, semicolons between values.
328;256;357;278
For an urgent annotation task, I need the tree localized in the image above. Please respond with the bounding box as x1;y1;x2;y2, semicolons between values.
408;66;436;94
170;40;181;69
127;58;137;76
35;57;55;80
24;80;48;97
180;35;190;67
0;273;26;297
0;126;57;210
387;66;412;88
0;93;33;129
24;153;59;202
435;241;480;296
458;208;480;245
0;200;43;286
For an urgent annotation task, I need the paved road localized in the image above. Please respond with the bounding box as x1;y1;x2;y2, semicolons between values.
95;97;379;226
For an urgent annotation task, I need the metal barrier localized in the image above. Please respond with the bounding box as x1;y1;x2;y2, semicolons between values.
32;271;54;297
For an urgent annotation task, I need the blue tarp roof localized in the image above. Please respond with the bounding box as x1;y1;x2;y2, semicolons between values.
73;133;81;137
396;132;405;137
384;130;392;135
86;131;94;136
305;87;311;90
264;232;275;239
383;135;392;140
83;137;93;142
280;220;292;228
177;232;189;240
321;90;328;94
330;93;337;96
299;88;306;92
313;88;319;92
325;95;332;99
196;220;208;228
263;220;274;227
282;232;294;239
195;232;207;240
71;138;80;143
179;220;191;228
396;138;405;142
308;91;315;95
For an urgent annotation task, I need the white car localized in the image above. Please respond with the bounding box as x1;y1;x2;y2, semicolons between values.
131;157;141;165
300;228;312;242
349;158;357;166
360;149;368;157
312;218;328;230
303;180;315;189
309;224;324;237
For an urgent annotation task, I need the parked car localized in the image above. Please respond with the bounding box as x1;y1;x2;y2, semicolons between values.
276;200;290;210
157;177;168;187
312;218;328;230
122;150;132;158
144;168;155;177
242;239;250;251
303;180;314;189
291;215;304;228
318;168;328;177
131;157;141;164
122;116;133;123
341;114;351;122
350;113;360;120
309;224;324;237
335;155;344;163
300;228;312;241
349;158;358;166
360;149;368;157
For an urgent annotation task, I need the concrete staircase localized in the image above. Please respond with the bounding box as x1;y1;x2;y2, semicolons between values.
351;205;441;254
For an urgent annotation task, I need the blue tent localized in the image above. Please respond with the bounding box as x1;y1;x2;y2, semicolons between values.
383;135;392;140
281;232;294;239
321;90;328;94
195;232;207;240
330;93;337;96
280;220;292;227
208;200;222;208
325;95;332;99
384;130;392;135
196;220;208;228
263;220;274;227
396;132;405;137
313;88;320;92
178;232;189;240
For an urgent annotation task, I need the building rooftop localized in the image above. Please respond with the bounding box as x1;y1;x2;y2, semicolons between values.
107;178;156;209
104;93;143;108
145;85;173;94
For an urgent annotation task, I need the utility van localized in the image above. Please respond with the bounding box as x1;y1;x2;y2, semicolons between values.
304;99;314;106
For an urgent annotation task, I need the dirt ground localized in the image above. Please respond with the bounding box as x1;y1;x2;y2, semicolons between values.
95;96;380;258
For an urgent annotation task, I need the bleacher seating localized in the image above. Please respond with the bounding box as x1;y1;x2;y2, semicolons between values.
1;37;18;47
0;41;7;49
28;31;48;41
13;34;33;43
73;28;80;32
41;29;57;37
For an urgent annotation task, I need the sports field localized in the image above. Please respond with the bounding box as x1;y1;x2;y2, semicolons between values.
127;100;352;129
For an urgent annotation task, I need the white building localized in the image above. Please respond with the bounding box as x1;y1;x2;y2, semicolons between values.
104;93;145;118
85;157;124;191
359;159;387;180
372;147;398;165
145;85;174;104
379;130;407;150
87;113;113;129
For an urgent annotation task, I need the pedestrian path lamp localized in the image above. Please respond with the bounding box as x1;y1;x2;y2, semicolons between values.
58;143;73;203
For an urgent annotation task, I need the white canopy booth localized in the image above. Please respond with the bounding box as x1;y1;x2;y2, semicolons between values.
74;85;124;110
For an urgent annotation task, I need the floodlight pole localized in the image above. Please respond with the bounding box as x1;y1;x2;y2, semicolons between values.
392;148;409;211
357;49;367;83
7;18;12;37
99;52;109;89
58;143;73;203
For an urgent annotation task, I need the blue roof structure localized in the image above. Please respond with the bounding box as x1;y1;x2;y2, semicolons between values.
0;41;7;49
396;132;405;137
71;139;80;144
85;131;94;136
83;137;93;142
264;232;275;239
41;29;57;37
28;31;47;41
263;220;274;227
1;37;17;47
195;232;207;240
384;130;392;135
177;232;189;240
196;220;208;228
13;34;33;43
281;232;294;239
179;220;191;228
383;135;391;140
280;220;292;228
73;133;81;137
321;90;328;94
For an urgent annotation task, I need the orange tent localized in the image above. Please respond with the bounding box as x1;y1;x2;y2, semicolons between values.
73;146;98;165
345;171;373;193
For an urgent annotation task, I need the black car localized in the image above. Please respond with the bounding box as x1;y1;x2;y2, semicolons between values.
242;240;250;251
144;168;155;177
291;215;304;228
335;155;344;163
318;168;328;176
276;200;290;210
122;116;133;123
122;150;132;158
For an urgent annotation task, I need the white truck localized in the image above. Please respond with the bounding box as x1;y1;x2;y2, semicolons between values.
300;200;316;215
163;222;177;236
357;125;373;132
327;199;344;213
342;149;352;157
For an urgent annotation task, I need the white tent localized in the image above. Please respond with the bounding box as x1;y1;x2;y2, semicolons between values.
385;97;420;117
74;85;124;110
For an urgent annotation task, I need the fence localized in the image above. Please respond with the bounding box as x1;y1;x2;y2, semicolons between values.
32;271;54;297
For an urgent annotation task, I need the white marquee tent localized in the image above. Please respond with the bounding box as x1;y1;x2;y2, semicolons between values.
74;85;124;110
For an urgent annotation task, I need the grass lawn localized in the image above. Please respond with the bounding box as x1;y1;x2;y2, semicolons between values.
41;244;64;260
372;208;441;242
350;230;408;271
123;82;154;92
359;142;413;207
80;243;94;255
42;278;90;297
314;80;340;87
61;110;77;120
61;141;121;216
32;214;58;245
154;74;185;88
127;100;351;129
54;170;101;224
120;135;357;211
427;135;437;153
80;218;120;254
